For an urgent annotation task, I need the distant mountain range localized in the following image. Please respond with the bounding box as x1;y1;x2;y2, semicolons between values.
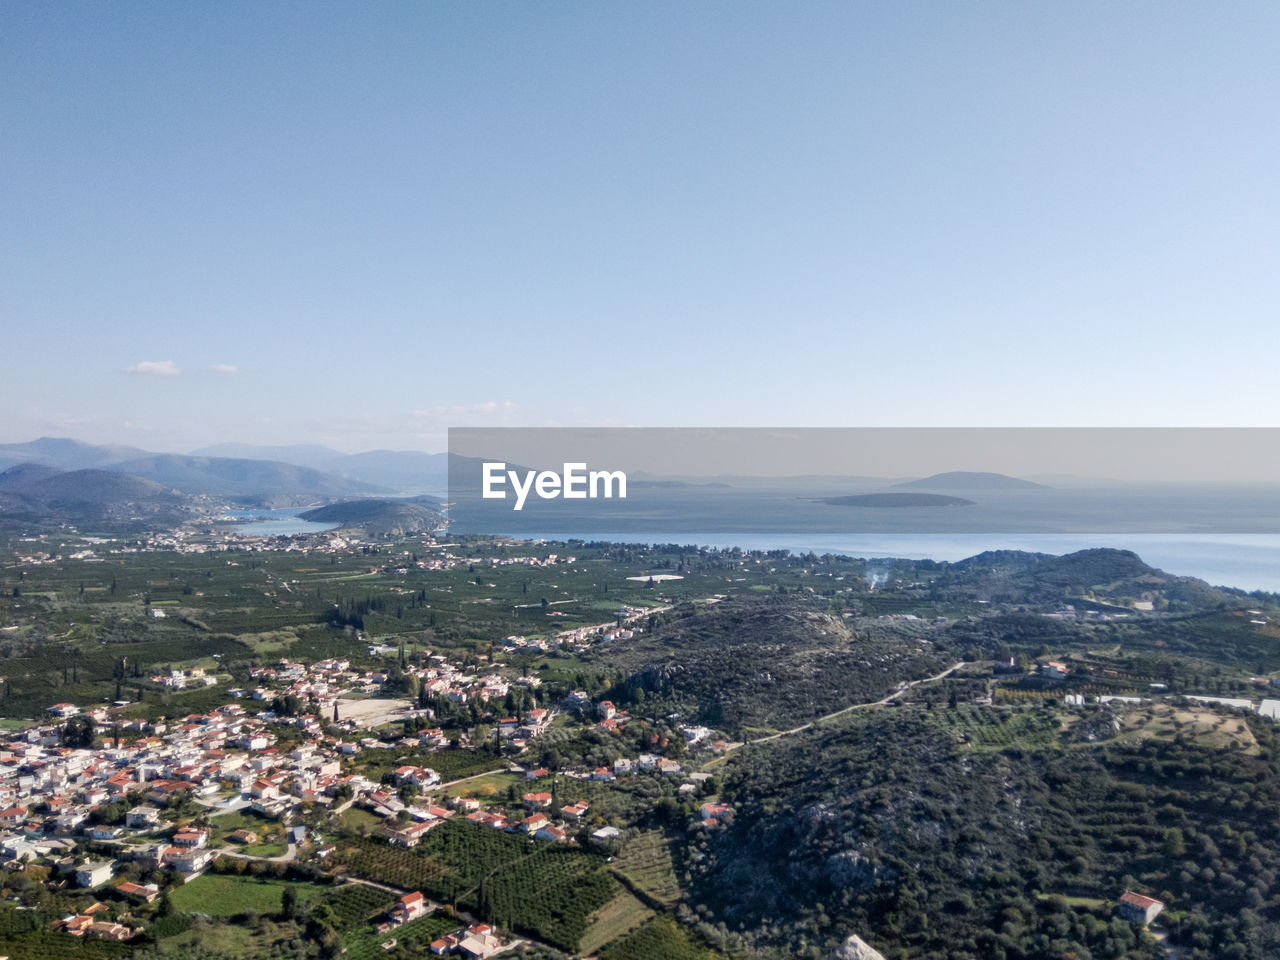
0;465;194;527
0;437;152;470
0;438;485;532
190;442;450;492
0;440;1070;499
0;437;1077;536
0;438;451;496
106;454;386;500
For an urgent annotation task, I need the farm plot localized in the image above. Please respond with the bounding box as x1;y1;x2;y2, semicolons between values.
168;873;328;917
339;911;457;960
577;888;655;956
328;834;451;894
597;916;727;960
612;830;682;906
479;845;618;952
931;704;1062;749
321;883;397;929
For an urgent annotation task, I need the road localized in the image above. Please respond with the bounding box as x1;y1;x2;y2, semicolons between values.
436;766;510;790
553;601;676;642
218;842;297;863
704;662;968;763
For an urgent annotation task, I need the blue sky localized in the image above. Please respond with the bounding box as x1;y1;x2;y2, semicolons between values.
3;2;1279;452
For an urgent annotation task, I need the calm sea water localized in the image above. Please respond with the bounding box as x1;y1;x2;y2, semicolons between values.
223;508;338;536
225;511;1280;592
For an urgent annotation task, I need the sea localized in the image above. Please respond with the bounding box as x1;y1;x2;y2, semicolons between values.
448;483;1280;593
227;502;1280;594
222;508;339;536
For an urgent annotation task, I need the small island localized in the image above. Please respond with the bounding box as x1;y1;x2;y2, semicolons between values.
819;493;976;508
299;498;443;535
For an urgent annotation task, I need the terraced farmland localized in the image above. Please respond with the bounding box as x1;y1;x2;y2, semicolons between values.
612;830;682;906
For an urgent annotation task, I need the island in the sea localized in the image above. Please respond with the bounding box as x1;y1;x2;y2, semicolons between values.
818;492;976;508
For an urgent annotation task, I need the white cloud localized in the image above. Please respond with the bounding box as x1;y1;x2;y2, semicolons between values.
209;364;239;375
124;360;180;376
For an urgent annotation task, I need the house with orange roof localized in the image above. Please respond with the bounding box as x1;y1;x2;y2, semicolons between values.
1118;891;1165;926
391;890;427;923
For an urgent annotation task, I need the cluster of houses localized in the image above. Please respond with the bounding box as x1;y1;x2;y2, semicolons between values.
149;667;219;690
415;549;576;573
221;650;547;735
53;900;136;941
698;802;733;824
545;605;650;653
429;921;505;957
5;676;715;882
378;892;507;958
1;692;442;882
0;622;725;950
453;789;575;845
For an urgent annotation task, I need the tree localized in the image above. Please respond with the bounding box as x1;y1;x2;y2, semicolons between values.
280;886;298;920
61;716;96;749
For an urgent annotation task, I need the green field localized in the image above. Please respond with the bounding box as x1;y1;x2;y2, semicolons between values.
612;830;683;906
168;873;329;917
597;916;727;960
207;808;289;854
928;703;1064;750
578;889;655;955
0;536;824;719
338;910;457;960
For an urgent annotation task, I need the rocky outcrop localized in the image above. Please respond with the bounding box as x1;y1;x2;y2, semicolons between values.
833;934;886;960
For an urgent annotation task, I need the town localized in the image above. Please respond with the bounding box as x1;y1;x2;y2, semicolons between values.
0;526;1278;960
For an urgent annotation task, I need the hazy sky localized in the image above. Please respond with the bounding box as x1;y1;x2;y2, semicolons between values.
4;2;1279;453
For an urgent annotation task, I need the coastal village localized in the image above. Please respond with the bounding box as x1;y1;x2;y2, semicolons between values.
3;524;1271;958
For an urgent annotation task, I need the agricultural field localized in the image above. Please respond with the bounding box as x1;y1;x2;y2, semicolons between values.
478;845;619;951
167;873;329;917
327;833;451;895
577;888;655;956
338;910;457;960
597;916;728;960
328;819;620;952
348;743;503;785
1116;701;1261;753
337;804;383;833
329;819;558;905
0;536;796;719
611;829;683;906
927;703;1065;750
318;882;397;929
